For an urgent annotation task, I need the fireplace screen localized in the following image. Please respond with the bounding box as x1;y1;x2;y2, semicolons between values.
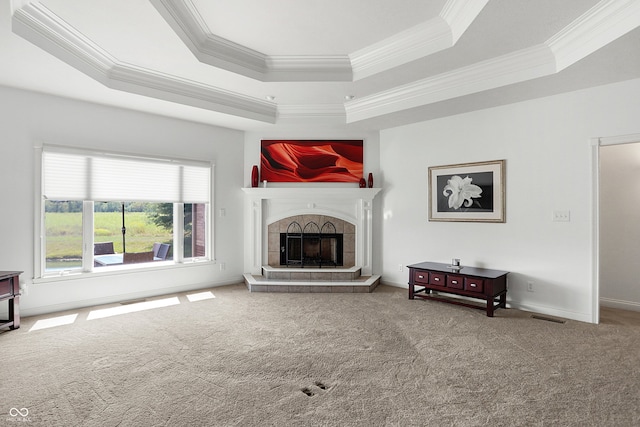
281;221;343;267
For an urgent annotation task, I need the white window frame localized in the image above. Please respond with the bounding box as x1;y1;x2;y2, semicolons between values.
34;145;214;280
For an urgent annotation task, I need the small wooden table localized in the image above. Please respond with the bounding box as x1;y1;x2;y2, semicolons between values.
0;271;22;330
408;262;508;317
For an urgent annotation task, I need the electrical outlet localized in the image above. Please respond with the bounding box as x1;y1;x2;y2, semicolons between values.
219;262;226;271
398;264;403;272
553;210;570;222
527;281;534;292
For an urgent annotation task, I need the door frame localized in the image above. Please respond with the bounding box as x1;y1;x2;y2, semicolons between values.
591;132;640;324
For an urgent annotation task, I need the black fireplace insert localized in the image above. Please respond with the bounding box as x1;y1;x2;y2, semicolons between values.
280;221;343;267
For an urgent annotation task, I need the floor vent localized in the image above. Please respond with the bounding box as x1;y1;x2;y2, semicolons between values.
532;315;566;324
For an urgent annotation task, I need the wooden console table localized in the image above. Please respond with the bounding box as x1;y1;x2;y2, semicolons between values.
0;271;22;330
408;262;508;317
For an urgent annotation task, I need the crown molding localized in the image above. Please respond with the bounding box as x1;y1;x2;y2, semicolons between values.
440;0;490;43
350;17;452;81
265;56;353;82
11;2;277;123
107;65;277;122
546;0;640;71
346;45;556;123
150;0;352;82
346;0;640;123
277;104;346;123
149;0;268;79
153;0;485;82
12;0;638;127
350;0;488;80
11;2;114;84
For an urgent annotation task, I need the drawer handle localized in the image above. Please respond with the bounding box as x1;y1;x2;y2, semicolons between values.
451;280;458;284
434;277;440;281
418;275;424;279
470;283;477;287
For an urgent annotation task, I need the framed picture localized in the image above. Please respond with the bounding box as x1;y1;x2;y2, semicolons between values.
261;140;363;183
428;160;505;222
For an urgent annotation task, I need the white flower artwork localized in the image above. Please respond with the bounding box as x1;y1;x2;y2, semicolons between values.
442;175;482;210
428;160;505;223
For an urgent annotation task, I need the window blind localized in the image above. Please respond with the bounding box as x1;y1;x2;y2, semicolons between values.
42;147;211;203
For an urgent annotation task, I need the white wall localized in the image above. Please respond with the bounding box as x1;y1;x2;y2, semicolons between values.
379;77;640;323
599;141;640;311
0;86;246;316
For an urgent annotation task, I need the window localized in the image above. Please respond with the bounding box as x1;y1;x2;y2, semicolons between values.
37;145;212;277
44;200;83;272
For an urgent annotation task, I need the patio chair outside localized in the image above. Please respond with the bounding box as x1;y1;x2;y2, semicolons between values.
156;243;170;260
123;251;154;264
94;242;115;255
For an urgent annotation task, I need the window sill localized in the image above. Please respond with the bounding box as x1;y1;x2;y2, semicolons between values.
33;259;215;284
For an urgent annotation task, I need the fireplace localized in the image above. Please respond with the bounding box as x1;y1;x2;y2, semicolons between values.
280;220;344;267
242;187;380;275
268;215;354;268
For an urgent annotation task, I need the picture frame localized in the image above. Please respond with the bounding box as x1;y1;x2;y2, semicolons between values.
260;140;363;183
428;159;505;223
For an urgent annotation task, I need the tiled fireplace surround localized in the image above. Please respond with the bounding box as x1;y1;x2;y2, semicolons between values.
267;215;355;269
242;187;381;291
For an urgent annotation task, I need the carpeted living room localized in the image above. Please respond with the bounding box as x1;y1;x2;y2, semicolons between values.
2;284;640;426
3;1;640;425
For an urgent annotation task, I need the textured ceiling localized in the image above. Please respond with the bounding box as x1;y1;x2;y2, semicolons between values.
2;0;640;131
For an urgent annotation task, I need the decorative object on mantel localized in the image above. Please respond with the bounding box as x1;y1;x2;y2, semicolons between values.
359;177;366;188
261;140;363;182
367;172;373;188
428;159;505;223
251;165;259;188
262;180;267;188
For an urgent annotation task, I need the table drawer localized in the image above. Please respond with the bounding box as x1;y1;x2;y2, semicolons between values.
464;277;484;293
429;272;445;286
413;270;429;285
0;278;14;299
447;275;464;290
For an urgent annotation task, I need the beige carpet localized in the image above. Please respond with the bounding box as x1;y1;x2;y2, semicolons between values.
1;284;639;426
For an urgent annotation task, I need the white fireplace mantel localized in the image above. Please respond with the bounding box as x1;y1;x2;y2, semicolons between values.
242;187;381;275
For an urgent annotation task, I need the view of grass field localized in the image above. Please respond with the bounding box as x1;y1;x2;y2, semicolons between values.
46;212;172;267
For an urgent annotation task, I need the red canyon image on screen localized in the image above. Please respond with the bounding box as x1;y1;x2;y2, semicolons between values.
260;140;363;183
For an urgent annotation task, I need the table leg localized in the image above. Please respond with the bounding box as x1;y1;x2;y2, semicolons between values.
486;298;494;317
8;296;20;329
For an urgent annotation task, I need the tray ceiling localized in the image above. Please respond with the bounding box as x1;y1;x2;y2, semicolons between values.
3;0;640;130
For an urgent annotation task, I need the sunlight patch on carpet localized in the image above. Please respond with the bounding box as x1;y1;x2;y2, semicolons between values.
87;297;180;320
186;291;215;302
30;313;78;331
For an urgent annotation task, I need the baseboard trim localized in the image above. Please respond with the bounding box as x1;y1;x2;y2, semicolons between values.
20;278;243;317
380;279;593;323
600;297;640;312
